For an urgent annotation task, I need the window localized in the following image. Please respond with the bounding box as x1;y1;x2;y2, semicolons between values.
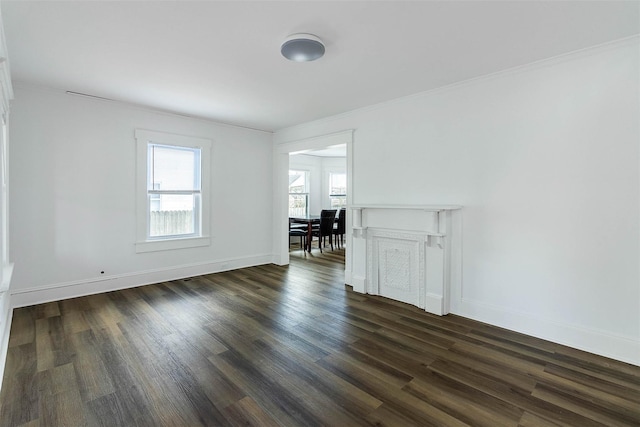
148;144;200;237
135;129;211;253
289;170;309;217
329;172;347;210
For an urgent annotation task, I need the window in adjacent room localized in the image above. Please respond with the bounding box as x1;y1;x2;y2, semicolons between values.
135;129;211;253
288;170;309;217
329;172;347;210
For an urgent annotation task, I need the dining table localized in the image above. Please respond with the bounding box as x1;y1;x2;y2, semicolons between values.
289;214;321;252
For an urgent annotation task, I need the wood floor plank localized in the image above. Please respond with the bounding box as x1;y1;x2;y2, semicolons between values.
116;316;228;426
161;332;245;410
34;303;60;320
364;402;445;427
1;247;639;426
34;318;55;374
204;318;355;425
404;377;523;427
38;363;87;427
66;330;115;402
60;310;90;336
58;296;93;315
35;316;73;373
427;358;606;427
221;396;280;427
208;351;325;427
532;382;640;426
88;322;164;426
250;318;331;364
251;338;383;418
0;344;38;426
235;341;370;426
85;392;133;427
543;362;640;404
331;344;416;388
381;326;540;393
518;411;564;426
7;308;35;348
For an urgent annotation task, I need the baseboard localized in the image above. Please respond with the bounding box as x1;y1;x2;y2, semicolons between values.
271;253;288;266
352;275;366;293
345;269;352;285
11;254;273;308
425;293;444;316
455;298;640;367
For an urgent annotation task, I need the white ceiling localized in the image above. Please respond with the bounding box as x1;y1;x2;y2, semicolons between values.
2;1;638;132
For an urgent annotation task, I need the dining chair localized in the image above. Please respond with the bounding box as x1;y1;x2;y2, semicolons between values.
312;209;337;252
333;208;346;249
289;219;307;250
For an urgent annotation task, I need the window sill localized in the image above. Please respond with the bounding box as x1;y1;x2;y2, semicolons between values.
135;236;211;253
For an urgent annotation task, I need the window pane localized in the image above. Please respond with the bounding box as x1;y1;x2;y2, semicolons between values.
330;173;346;195
150;145;200;191
149;194;196;237
289;170;307;193
330;196;347;210
289;194;308;217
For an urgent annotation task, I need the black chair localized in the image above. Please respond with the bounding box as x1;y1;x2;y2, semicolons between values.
311;210;337;252
289;219;307;250
333;208;346;249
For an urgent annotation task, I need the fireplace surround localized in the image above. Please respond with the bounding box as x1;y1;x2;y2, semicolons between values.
350;205;462;316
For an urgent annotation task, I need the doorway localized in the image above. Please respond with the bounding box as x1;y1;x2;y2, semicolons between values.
273;130;353;283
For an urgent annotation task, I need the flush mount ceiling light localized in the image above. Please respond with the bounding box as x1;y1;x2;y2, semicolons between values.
281;33;325;62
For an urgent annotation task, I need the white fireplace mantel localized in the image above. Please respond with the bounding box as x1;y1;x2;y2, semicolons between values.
349;204;462;316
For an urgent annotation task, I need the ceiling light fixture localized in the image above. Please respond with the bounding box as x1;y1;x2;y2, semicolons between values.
281;33;325;62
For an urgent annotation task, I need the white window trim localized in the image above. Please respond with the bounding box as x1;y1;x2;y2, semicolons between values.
135;129;212;253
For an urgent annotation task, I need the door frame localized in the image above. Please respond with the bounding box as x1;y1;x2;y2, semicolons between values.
273;130;354;282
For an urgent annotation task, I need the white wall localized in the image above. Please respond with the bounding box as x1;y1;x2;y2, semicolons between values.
10;85;273;305
275;38;640;365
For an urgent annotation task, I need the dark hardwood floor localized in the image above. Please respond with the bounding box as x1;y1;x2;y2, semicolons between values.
1;247;639;426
